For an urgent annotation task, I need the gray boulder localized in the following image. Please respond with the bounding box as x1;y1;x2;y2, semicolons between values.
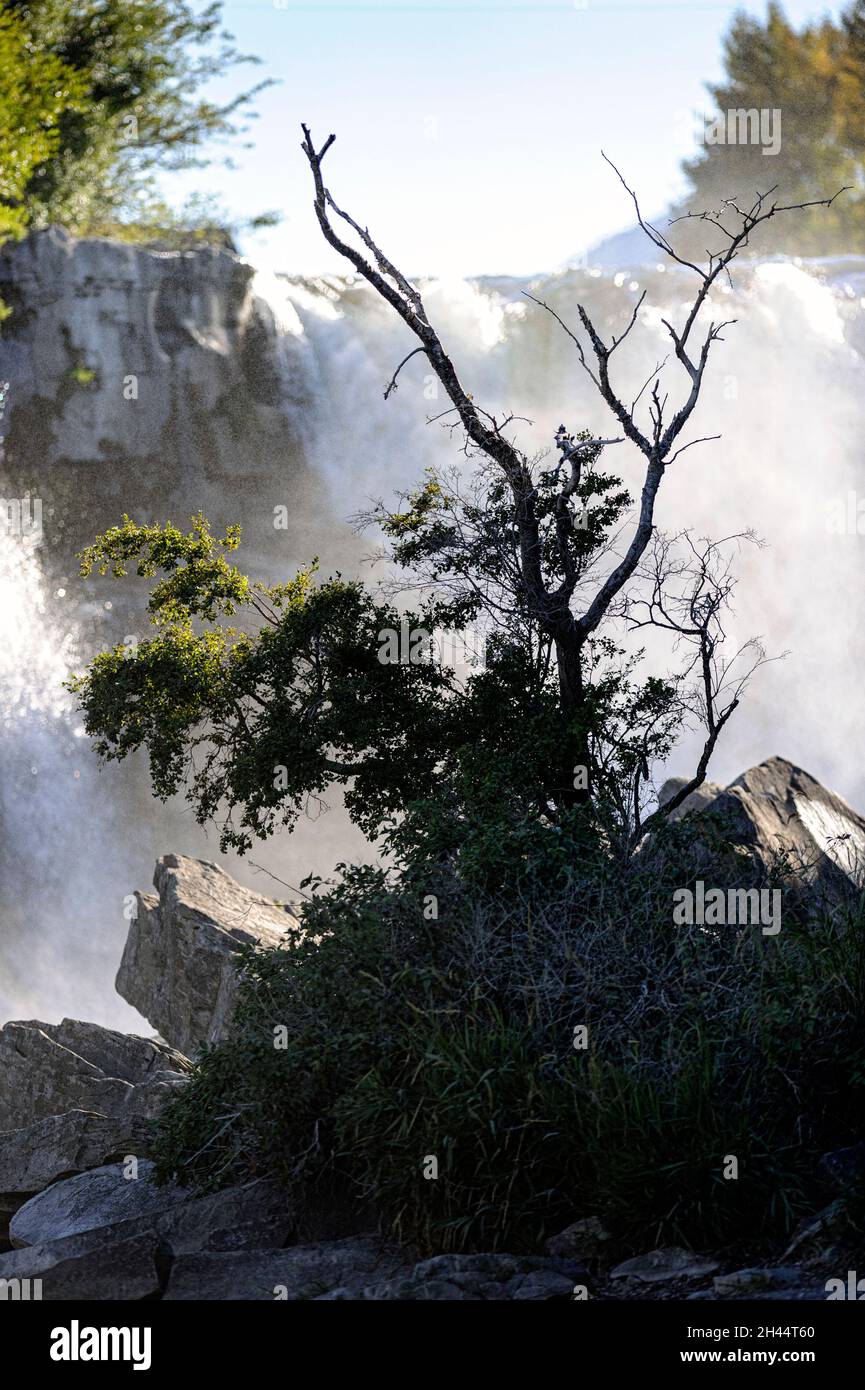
0;1231;164;1301
0;1112;150;1214
610;1247;719;1285
9;1161;292;1269
657;756;865;898
0;1017;189;1133
149;1179;293;1257
658;777;724;820
320;1252;589;1301
164;1236;410;1301
116;854;300;1055
9;1159;188;1248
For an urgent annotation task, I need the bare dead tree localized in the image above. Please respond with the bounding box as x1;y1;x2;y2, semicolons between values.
300;123;841;843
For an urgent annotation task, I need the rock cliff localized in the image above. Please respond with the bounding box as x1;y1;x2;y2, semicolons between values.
0;227;342;573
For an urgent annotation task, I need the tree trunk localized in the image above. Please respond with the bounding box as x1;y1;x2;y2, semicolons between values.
555;633;590;808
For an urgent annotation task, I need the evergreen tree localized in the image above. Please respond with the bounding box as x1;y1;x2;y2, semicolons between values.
679;2;863;255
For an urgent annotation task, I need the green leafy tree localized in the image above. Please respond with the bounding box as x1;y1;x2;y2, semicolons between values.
0;7;88;318
0;7;87;242
0;0;270;234
70;132;831;874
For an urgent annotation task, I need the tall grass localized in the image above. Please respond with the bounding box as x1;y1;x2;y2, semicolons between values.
151;825;865;1255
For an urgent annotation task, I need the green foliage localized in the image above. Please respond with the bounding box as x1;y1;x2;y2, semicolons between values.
0;0;270;238
71;434;686;860
73;193;280;252
680;0;865;254
382;447;631;601
151;828;865;1254
0;6;87;258
70;514;467;851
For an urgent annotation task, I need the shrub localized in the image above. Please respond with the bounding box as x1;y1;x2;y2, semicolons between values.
151;820;865;1255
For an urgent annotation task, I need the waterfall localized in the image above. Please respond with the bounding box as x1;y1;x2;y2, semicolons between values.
0;519;139;1026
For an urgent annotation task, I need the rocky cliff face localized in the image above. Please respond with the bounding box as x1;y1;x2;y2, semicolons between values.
1;229;267;469
0;227;341;574
116;854;301;1057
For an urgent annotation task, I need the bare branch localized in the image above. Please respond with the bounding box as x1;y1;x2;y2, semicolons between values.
666;434;721;464
384;346;427;400
522;291;600;388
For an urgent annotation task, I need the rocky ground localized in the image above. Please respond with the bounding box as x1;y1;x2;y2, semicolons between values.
1;757;863;1300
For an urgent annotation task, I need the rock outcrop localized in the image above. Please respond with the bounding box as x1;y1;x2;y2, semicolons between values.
115;854;300;1055
658;755;865;897
0;1018;189;1132
0;1018;190;1213
9;1161;291;1254
0;228;317;569
10;1161;189;1248
610;1247;720;1287
659;777;724;819
0;1230;166;1301
0;1111;151;1214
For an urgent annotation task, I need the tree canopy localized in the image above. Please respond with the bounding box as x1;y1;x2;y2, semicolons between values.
0;0;268;242
0;7;86;245
680;0;865;254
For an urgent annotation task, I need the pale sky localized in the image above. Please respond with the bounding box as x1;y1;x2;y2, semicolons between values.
166;0;845;276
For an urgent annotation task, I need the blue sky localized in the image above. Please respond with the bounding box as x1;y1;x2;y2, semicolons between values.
168;0;845;275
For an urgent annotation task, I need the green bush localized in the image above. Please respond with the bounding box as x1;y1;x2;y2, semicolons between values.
151;820;865;1256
